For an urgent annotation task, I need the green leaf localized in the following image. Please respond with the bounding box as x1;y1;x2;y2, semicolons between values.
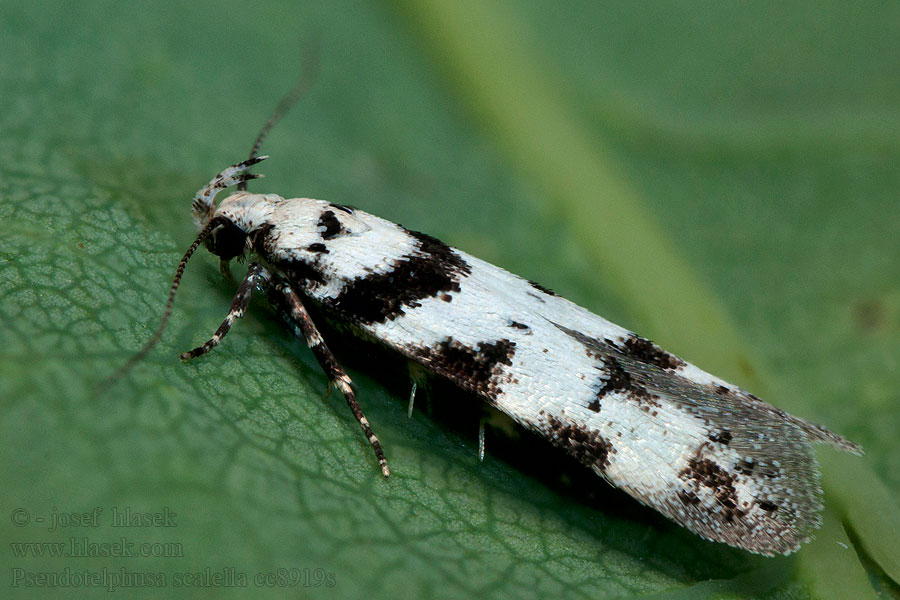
3;2;899;599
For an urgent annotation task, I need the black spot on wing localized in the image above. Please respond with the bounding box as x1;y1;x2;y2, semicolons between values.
735;458;755;475
307;242;328;254
680;457;745;523
598;357;633;396
255;224;326;287
587;357;636;412
317;210;344;240
621;335;685;370
759;463;784;480
708;429;733;446
555;325;671;414
332;229;471;324
528;280;557;296
508;320;530;331
588;354;660;413
283;260;326;287
677;490;701;506
554;324;694;414
543;413;614;471
410;337;515;401
329;202;355;214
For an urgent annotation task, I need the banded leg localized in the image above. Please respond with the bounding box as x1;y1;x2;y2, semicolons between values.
180;262;269;360
274;280;391;478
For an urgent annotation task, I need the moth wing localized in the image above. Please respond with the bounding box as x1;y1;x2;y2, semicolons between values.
537;326;858;555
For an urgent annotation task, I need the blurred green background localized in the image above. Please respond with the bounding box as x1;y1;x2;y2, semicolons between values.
2;1;898;598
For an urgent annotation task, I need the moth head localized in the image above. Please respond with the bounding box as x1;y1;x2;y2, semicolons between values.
191;156;268;228
189;157;274;260
205;192;279;260
100;51;317;389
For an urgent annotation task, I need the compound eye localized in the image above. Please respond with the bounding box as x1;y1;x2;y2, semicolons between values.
206;220;247;260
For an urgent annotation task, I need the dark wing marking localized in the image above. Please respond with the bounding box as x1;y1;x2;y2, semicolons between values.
330;230;471;325
528;280;557;296
317;210;344;240
542;412;615;471
552;322;845;555
408;337;516;402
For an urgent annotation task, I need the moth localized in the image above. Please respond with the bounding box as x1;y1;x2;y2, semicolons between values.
118;85;861;557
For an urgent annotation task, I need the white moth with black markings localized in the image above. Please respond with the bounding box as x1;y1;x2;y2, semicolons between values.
115;86;861;557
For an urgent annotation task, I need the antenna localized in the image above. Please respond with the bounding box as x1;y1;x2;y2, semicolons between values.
238;39;321;190
95;218;224;392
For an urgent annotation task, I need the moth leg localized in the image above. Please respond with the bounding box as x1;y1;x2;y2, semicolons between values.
180;262;269;360
478;418;486;462
219;259;236;284
407;382;417;418
406;361;430;418
274;281;391;478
